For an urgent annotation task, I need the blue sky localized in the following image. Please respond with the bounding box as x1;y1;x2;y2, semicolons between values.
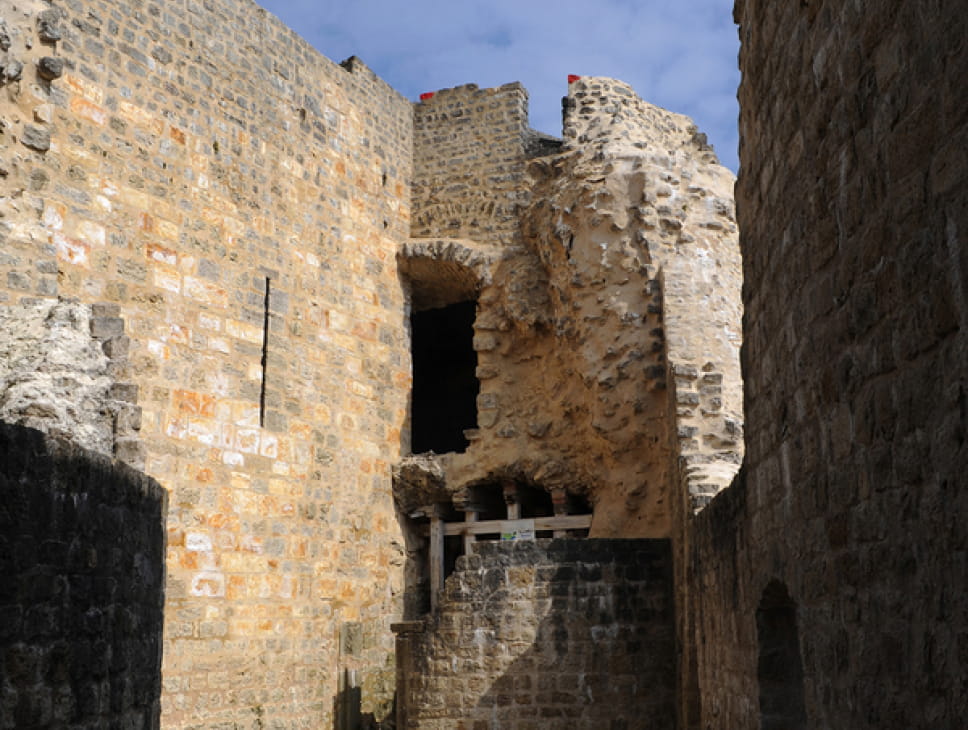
257;0;740;172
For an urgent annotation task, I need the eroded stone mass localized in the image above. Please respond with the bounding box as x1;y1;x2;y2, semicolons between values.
1;0;965;728
405;79;742;543
0;299;144;467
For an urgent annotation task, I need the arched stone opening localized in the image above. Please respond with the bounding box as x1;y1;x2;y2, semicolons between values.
756;580;807;730
400;240;497;456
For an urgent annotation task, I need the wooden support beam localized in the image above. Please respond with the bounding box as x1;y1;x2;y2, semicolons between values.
551;487;568;538
441;514;592;537
428;505;444;613
462;510;478;555
503;479;520;520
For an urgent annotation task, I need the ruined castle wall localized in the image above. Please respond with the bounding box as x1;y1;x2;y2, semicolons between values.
394;80;741;730
405;80;743;544
411;83;530;248
560;78;744;511
0;422;167;729
396;80;738;728
1;1;413;725
691;0;968;727
395;539;675;730
538;81;743;725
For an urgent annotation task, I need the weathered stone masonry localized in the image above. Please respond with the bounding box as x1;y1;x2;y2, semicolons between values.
0;299;145;468
0;0;752;728
396;77;743;728
7;0;965;727
2;0;412;725
412;82;531;250
395;540;676;730
403;78;742;538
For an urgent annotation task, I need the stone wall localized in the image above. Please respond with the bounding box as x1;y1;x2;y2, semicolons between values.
412;83;531;248
0;422;167;729
1;0;413;725
689;0;968;727
543;77;743;528
395;539;675;729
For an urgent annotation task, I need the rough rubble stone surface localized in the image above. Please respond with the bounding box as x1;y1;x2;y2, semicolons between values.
0;298;145;469
408;79;743;540
0;300;114;454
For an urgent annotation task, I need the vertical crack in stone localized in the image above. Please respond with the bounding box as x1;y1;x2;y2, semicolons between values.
260;276;270;428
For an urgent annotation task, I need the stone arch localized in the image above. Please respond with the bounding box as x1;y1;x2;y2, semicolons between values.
756;580;807;730
398;238;499;309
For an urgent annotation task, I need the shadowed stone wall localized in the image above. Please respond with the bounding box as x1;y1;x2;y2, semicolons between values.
3;1;746;726
688;0;968;727
395;539;675;730
0;423;167;729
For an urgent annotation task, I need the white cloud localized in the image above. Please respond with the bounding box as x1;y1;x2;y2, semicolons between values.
257;0;739;170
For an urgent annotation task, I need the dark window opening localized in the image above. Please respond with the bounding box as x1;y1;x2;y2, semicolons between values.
464;483;506;525
517;483;554;518
411;300;479;454
516;483;554;536
757;581;808;730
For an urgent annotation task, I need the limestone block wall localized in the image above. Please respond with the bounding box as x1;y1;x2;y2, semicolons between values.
0;422;167;729
395;539;675;730
690;0;968;727
1;0;413;725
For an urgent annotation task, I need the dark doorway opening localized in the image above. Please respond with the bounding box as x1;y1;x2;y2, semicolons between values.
411;300;479;454
756;580;807;730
